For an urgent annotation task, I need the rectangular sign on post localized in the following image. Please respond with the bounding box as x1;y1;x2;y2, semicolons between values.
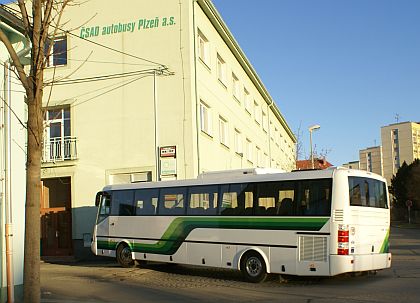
160;146;176;158
160;158;177;176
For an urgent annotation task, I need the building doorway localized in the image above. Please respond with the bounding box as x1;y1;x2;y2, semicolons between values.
40;177;73;256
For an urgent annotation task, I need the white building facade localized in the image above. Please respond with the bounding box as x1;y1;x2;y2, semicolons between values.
0;7;28;302
17;0;297;257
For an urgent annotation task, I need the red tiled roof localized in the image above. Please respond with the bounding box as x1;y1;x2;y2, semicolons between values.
296;159;333;170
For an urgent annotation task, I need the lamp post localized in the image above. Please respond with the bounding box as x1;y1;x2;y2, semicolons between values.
309;124;321;169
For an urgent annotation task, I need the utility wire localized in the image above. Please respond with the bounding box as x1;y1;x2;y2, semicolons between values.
49;68;167;86
71;74;152;108
66;58;158;67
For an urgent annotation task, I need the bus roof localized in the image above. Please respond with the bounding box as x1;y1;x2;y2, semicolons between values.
101;167;386;192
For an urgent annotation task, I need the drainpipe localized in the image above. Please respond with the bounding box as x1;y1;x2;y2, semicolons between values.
153;70;159;181
4;61;14;303
267;100;274;168
0;20;30;303
192;0;201;176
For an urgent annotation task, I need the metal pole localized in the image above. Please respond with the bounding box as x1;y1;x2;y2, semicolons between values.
153;70;159;181
310;130;314;169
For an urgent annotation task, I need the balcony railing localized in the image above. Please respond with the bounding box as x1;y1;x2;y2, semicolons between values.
42;136;77;163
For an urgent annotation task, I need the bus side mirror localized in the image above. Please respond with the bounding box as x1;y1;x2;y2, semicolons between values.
95;192;103;207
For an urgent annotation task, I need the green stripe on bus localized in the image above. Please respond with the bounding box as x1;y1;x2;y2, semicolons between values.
97;217;329;255
380;229;390;253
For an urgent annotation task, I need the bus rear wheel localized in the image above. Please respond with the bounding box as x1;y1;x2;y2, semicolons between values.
240;251;267;283
116;243;135;268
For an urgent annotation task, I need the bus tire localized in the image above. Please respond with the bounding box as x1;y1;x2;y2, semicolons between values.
240;251;267;283
116;243;135;268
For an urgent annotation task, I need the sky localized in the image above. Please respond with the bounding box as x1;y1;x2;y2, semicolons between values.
1;0;419;166
212;0;420;165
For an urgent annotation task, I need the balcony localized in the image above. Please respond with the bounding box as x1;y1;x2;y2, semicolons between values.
42;137;77;163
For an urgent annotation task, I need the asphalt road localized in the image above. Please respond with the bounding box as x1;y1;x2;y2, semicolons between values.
41;226;420;303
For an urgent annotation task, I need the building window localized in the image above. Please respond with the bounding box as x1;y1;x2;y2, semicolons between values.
219;116;229;147
232;73;241;101
45;36;67;67
43;106;77;162
367;152;373;172
262;110;268;132
200;101;212;136
198;29;210;67
275;127;279;146
254;101;261;125
234;129;242;154
217;54;227;86
246;138;252;163
244;88;251;113
256;146;262;167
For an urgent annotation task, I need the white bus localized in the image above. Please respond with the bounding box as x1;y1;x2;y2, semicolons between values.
91;167;391;282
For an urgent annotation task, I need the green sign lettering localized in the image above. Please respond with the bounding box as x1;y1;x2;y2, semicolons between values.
80;16;176;39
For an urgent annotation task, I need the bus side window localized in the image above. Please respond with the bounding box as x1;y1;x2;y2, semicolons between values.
158;187;187;215
135;189;159;215
256;182;276;216
297;180;332;216
219;185;238;215
111;190;135;216
188;185;218;215
277;187;295;216
219;184;253;216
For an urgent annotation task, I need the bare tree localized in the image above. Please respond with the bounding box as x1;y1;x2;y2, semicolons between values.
294;121;304;161
0;1;69;301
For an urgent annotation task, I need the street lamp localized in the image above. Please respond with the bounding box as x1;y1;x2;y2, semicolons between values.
309;124;321;169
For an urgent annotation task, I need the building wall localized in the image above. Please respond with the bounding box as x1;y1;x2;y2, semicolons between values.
193;1;295;172
381;122;420;184
342;161;360;170
0;44;26;301
41;0;196;247
359;146;383;176
38;0;296;257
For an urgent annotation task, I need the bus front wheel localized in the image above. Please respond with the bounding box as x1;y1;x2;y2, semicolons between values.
116;243;135;268
240;251;267;283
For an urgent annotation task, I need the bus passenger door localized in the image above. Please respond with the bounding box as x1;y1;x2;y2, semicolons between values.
93;192;111;256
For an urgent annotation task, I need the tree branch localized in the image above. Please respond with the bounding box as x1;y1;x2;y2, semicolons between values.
17;0;31;34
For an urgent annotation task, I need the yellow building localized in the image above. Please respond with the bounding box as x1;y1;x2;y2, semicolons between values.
342;161;360;170
12;0;297;257
359;146;383;176
381;122;420;184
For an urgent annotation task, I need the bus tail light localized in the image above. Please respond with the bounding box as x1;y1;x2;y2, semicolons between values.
338;224;349;255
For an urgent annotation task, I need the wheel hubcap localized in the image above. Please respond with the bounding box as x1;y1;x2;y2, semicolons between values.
246;257;262;277
120;247;132;264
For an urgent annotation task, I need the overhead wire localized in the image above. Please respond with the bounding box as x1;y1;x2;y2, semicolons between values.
71;74;153;108
48;68;168;86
